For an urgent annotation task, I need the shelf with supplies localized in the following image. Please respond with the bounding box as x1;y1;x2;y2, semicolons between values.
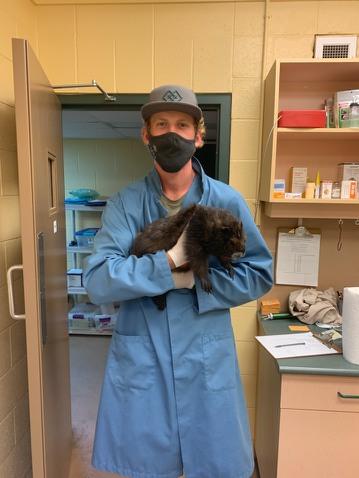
65;199;116;335
260;58;359;219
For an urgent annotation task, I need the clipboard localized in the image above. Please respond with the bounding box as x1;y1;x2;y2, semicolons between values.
275;226;321;287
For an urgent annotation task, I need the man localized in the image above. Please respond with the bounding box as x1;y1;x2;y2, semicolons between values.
83;84;273;478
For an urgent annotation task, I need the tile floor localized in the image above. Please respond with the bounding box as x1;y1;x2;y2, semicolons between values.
68;335;118;478
68;335;259;478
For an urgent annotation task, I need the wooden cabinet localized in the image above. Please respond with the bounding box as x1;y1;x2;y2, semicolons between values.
260;59;359;218
255;347;359;478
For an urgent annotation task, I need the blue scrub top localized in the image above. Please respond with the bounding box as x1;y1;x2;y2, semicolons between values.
83;160;273;478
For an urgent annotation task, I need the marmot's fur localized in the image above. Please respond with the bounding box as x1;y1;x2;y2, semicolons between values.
131;204;246;310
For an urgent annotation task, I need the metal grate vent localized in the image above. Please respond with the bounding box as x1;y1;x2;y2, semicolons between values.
322;44;349;58
314;35;357;59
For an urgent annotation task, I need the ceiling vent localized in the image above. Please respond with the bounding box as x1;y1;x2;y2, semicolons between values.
314;35;357;58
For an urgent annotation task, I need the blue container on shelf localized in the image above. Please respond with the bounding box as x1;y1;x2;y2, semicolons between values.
75;228;100;247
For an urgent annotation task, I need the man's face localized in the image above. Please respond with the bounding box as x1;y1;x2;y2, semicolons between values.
142;111;202;148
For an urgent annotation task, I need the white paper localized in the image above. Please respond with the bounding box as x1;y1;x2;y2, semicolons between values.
275;232;321;286
255;332;339;359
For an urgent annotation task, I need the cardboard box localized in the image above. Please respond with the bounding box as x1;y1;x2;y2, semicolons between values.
290;167;307;195
68;302;99;329
340;180;357;199
320;181;333;200
273;179;285;199
260;299;281;315
278;110;326;128
338;163;359;195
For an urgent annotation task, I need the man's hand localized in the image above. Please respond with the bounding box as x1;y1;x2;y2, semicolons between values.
167;229;189;270
172;270;195;289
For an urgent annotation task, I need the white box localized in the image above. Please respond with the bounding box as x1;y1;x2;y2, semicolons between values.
334;90;359;127
338;163;359;195
67;268;83;287
340;180;357;199
320;181;332;199
338;162;359;180
273;179;285;198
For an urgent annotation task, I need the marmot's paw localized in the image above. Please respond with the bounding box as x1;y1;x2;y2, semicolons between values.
201;279;213;294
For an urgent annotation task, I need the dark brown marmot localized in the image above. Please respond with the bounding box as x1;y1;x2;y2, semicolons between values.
131;204;246;310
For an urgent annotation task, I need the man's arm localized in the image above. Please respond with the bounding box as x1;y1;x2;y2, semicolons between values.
83;196;175;305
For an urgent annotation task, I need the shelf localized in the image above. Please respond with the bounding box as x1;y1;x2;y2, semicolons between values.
263;200;359;219
65;204;105;212
270;199;359;204
67;245;93;254
278;128;359;140
278;58;359;83
69;327;112;336
68;286;87;295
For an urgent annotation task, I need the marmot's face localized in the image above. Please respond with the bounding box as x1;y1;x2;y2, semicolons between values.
207;216;245;259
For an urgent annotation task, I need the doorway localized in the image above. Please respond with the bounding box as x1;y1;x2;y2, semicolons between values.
60;93;231;477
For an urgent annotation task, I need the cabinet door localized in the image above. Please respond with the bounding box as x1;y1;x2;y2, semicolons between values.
277;409;359;478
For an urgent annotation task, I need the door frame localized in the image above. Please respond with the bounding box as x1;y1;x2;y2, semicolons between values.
59;93;231;183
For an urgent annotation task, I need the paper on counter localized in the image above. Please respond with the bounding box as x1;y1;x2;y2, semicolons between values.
255;332;339;359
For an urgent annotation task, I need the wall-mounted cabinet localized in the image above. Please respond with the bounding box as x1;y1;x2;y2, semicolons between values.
260;59;359;219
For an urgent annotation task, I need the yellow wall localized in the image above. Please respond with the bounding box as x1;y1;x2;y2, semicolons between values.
1;2;359;474
0;1;37;476
64;138;151;199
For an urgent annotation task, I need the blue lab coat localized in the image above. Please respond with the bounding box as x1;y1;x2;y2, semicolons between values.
83;160;273;478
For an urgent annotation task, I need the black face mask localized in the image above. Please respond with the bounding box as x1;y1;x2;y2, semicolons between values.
148;132;196;173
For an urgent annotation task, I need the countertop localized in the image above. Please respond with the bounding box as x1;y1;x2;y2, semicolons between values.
258;316;359;377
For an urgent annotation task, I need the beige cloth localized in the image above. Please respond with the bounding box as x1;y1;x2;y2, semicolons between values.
288;287;342;325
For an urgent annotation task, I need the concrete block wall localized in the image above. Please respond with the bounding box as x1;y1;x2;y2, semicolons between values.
0;2;36;476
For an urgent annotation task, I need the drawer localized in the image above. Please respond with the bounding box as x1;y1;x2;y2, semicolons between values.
281;374;359;412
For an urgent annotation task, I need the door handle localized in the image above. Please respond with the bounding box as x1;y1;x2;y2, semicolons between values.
337;391;359;399
6;265;26;320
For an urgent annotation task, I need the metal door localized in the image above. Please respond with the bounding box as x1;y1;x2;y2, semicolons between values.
12;38;72;478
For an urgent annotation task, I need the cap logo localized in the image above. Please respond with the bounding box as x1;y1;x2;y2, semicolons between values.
162;90;183;102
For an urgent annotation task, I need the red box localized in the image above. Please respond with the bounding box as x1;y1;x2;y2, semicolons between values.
278;110;326;128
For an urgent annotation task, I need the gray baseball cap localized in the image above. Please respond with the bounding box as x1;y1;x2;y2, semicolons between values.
141;84;202;121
